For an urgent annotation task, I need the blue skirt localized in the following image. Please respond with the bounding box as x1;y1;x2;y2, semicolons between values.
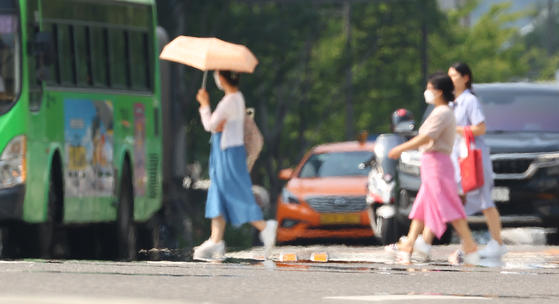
205;133;263;226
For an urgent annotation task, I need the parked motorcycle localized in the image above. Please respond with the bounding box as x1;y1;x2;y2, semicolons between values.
359;109;416;245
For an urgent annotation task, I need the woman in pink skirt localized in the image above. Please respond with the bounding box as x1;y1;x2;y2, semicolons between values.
386;72;479;265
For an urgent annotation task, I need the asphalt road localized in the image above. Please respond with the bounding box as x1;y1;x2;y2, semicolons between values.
0;239;558;304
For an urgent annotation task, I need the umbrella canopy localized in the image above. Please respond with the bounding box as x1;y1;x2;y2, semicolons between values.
159;36;259;73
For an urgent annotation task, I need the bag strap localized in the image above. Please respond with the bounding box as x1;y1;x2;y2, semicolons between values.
463;126;476;150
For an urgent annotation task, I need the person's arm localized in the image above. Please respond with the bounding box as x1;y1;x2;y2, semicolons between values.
197;89;228;132
457;96;487;137
388;134;432;159
457;121;486;137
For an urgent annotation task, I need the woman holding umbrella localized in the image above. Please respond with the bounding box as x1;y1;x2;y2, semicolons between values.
194;70;277;261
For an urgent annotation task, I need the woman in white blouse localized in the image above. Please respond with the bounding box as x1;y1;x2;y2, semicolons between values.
193;70;277;261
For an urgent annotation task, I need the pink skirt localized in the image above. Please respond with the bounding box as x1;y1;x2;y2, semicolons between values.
409;151;467;239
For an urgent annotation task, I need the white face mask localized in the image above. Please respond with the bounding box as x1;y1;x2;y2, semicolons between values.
213;71;223;91
424;90;437;104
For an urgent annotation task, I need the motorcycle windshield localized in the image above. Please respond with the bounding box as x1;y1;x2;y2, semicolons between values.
374;134;406;176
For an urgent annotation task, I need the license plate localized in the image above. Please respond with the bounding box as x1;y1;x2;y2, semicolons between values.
319;213;361;225
491;187;510;202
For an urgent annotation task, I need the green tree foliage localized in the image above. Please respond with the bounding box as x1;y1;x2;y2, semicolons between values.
156;0;558;233
430;1;533;83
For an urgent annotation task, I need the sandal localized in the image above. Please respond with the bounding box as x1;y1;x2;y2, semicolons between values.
385;243;412;264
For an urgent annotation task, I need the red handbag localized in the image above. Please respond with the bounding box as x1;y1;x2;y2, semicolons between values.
459;126;484;193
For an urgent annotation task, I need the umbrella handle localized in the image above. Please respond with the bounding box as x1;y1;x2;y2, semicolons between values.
201;70;208;89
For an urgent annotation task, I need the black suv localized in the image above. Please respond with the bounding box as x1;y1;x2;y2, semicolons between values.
396;83;559;242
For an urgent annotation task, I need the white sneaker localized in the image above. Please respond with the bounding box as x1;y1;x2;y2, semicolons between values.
448;249;480;266
260;220;278;256
193;239;226;261
385;243;411;264
413;235;432;262
478;239;508;258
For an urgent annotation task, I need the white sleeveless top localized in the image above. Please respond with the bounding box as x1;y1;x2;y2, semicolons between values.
199;91;245;150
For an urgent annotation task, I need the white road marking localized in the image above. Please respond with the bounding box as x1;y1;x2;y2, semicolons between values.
324;295;492;301
0;296;200;304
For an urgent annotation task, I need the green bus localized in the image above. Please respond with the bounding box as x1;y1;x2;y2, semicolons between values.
0;0;167;260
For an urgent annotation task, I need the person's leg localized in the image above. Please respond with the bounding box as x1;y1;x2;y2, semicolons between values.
482;207;503;244
422;228;435;244
251;220;266;232
253;219;278;255
398;219;424;253
450;218;477;253
210;216;227;243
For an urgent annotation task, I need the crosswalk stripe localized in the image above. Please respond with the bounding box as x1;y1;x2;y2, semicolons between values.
324;295;491;301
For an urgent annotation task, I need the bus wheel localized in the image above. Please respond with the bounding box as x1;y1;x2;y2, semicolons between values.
21;171;60;258
117;161;136;261
0;223;21;258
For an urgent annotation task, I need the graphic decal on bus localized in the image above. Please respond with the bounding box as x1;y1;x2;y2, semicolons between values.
133;103;147;197
64;99;114;198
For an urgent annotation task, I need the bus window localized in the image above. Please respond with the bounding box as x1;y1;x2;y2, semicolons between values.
44;23;60;86
27;0;41;110
0;12;20;112
130;31;148;90
91;27;108;87
109;29;127;89
57;24;76;86
74;26;91;86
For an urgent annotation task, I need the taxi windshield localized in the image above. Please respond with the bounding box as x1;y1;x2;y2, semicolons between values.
299;151;373;178
0;13;20;114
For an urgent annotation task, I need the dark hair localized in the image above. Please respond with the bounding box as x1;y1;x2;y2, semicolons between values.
217;70;241;87
428;71;455;103
450;62;473;89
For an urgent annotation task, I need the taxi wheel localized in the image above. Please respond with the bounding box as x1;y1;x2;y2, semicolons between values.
368;205;399;245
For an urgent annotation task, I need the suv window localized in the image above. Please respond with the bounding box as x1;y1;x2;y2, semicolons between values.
419;87;559;133
478;90;559;132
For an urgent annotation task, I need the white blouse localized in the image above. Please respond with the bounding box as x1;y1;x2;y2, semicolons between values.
199;91;245;150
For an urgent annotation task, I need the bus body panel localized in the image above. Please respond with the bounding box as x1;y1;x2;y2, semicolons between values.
0;0;163;226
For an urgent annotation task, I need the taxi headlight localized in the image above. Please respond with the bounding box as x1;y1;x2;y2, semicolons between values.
281;188;300;205
399;150;421;176
0;135;26;189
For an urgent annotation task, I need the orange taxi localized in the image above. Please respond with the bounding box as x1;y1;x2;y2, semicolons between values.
276;139;375;243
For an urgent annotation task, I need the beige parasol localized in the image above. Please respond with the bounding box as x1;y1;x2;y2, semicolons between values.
159;36;259;88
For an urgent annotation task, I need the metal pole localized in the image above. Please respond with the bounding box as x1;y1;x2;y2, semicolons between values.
343;1;354;141
421;0;428;87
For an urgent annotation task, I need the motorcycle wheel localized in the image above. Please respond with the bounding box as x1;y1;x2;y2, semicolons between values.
368;205;400;245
